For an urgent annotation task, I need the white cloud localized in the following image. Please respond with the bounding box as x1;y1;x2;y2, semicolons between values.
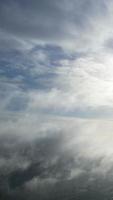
26;52;113;116
1;114;113;173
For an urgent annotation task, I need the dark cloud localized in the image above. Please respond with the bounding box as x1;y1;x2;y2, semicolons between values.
0;0;109;51
0;130;113;199
0;0;68;40
8;162;43;189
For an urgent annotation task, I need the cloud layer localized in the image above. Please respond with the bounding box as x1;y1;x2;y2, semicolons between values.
0;0;113;51
1;0;113;199
1;0;113;117
1;116;113;199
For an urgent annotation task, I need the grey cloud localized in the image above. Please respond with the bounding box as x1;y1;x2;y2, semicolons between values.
0;0;69;40
0;115;113;199
0;0;111;51
0;129;113;199
1;1;113;199
104;37;113;51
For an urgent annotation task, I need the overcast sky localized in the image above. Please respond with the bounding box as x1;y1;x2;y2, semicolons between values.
1;0;113;199
1;0;113;117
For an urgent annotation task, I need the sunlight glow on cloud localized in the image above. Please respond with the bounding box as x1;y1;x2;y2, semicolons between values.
1;0;113;199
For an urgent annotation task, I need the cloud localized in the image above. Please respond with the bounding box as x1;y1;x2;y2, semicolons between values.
1;49;113;119
0;0;113;52
0;112;113;198
24;52;113;118
1;1;113;199
1;1;113;119
1;114;113;164
0;115;113;199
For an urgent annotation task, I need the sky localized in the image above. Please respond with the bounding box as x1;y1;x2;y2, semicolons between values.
1;0;113;199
